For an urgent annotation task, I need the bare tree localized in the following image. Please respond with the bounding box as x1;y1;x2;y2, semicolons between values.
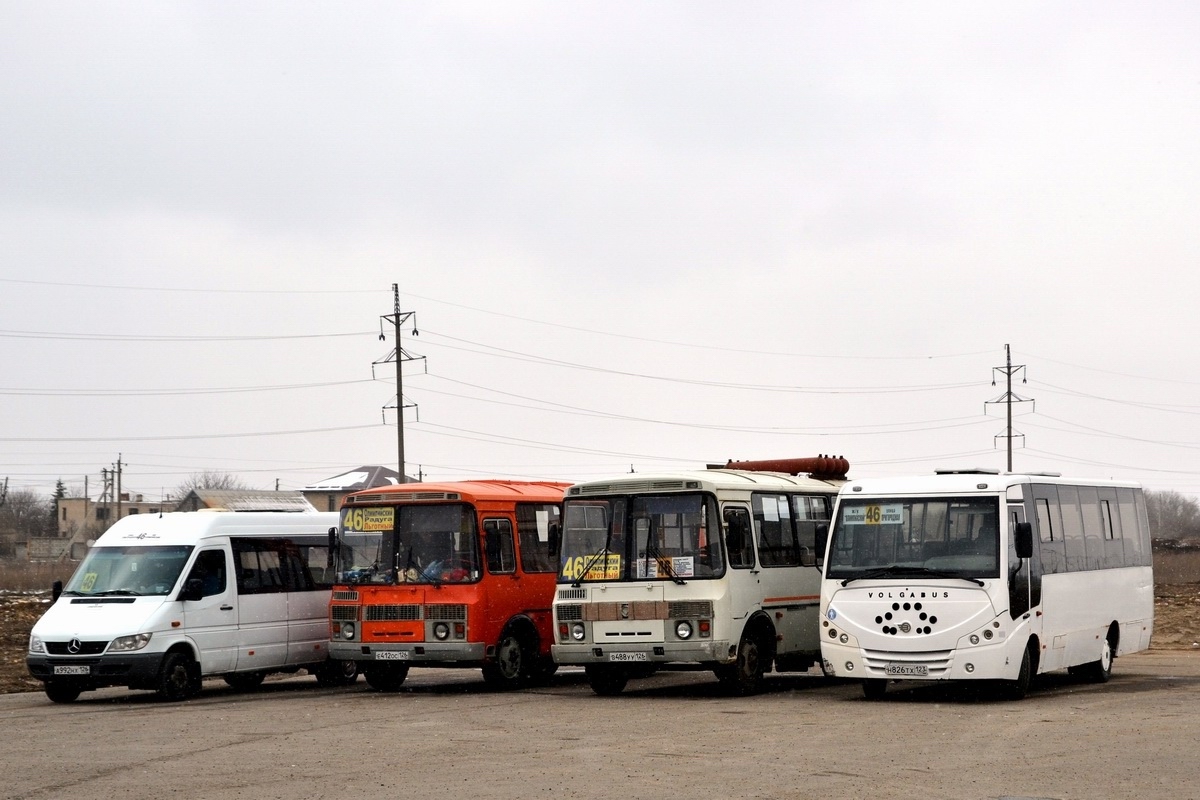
173;471;251;500
1145;490;1200;540
0;489;56;543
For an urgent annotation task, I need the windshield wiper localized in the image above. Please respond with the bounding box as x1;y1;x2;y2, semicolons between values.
643;542;685;585
571;534;616;588
840;565;985;587
94;589;143;596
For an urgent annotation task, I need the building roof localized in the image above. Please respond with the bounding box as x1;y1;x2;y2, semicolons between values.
174;490;317;513
302;465;406;492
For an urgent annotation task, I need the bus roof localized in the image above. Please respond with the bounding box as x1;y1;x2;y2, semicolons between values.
92;510;339;548
343;480;571;506
839;471;1143;497
566;468;846;498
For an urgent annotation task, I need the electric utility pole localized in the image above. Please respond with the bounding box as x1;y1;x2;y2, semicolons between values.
985;344;1034;471
374;285;425;483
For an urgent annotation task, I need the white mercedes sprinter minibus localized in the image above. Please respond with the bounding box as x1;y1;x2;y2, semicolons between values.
26;510;357;702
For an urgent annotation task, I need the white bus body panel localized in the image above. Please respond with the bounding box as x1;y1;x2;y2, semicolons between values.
28;511;338;691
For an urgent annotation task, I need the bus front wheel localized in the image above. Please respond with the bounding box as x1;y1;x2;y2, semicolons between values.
717;631;767;696
585;665;628;696
365;663;409;692
862;679;888;700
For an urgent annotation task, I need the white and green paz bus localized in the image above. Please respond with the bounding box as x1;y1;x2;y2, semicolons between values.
552;456;849;696
819;469;1154;699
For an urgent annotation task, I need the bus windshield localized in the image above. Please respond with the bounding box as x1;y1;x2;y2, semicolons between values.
559;493;724;583
63;545;194;597
339;504;480;585
826;496;1000;582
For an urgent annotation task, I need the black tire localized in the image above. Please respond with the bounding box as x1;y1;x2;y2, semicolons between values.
156;651;200;701
223;671;266;691
1000;645;1033;700
1079;636;1114;684
862;679;888;700
717;631;767;696
314;659;359;687
526;656;558;687
585;665;629;696
482;632;529;689
44;681;82;704
364;663;409;692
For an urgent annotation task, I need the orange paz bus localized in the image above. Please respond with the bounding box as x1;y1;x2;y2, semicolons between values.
327;480;569;691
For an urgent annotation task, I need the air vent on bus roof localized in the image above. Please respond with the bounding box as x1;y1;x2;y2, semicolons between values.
572;480;690;495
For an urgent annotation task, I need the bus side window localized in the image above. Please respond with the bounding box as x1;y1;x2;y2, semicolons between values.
185;549;228;598
724;507;754;569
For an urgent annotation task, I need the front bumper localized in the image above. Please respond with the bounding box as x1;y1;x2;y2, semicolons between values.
26;652;166;690
330;640;486;665
552;639;734;666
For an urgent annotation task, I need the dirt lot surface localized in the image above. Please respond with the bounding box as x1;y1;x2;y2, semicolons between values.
3;584;1198;695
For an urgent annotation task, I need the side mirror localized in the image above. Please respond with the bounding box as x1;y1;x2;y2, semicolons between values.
327;526;337;569
548;521;561;558
52;580;63;603
179;578;204;603
815;524;829;562
1014;521;1033;560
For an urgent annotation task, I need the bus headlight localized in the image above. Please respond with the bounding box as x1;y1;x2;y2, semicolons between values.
109;633;153;652
675;621;693;640
340;622;356;640
970;634;980;645
839;633;849;644
433;622;450;641
28;635;45;654
982;629;994;640
571;623;586;641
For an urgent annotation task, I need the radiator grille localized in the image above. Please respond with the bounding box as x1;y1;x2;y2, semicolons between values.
330;605;358;622
46;641;108;656
364;604;422;622
557;587;586;600
557;604;583;621
668;600;713;619
332;590;359;602
425;604;467;621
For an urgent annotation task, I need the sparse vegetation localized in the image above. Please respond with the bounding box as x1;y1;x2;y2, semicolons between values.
0;561;76;593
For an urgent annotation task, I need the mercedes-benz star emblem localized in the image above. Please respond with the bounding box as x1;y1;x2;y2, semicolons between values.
67;638;82;654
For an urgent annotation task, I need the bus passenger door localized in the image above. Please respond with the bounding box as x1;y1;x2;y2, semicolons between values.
483;518;520;637
722;504;758;623
1007;507;1041;619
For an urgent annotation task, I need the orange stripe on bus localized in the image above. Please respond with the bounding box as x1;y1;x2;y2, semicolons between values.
763;595;819;604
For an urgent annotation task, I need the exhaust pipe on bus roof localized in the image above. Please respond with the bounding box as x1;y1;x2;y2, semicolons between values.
711;456;850;481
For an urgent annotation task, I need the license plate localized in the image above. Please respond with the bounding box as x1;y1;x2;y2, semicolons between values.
53;665;90;676
608;652;648;663
375;651;410;661
885;663;928;677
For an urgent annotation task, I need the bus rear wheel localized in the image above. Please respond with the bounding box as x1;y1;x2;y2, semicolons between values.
314;659;359;687
585;665;628;696
365;663;409;692
1075;635;1114;684
482;632;530;689
223;671;266;691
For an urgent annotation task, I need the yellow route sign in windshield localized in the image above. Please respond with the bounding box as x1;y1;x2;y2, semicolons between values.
342;507;395;532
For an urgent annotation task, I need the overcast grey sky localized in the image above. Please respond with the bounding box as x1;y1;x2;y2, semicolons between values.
2;2;1199;503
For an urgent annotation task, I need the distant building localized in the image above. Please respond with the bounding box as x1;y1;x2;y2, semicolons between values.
301;465;406;512
41;493;166;561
